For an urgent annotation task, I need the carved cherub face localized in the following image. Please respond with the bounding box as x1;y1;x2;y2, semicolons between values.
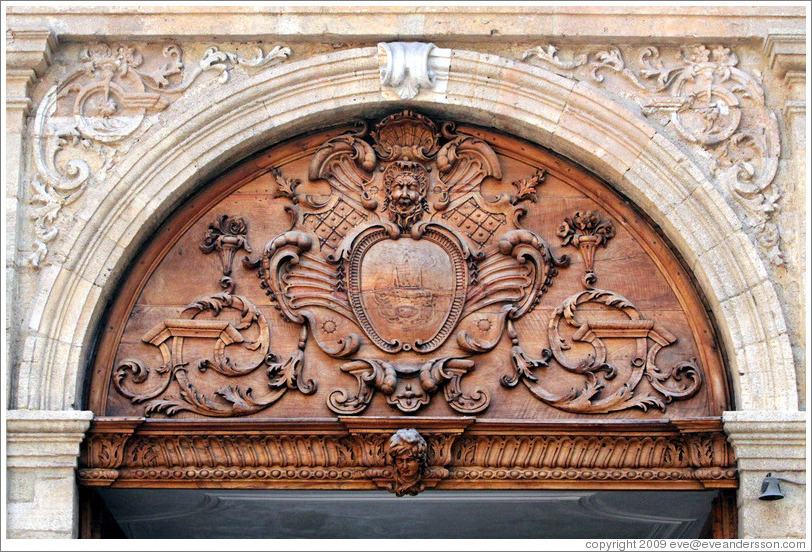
386;428;428;496
394;452;422;480
383;162;429;230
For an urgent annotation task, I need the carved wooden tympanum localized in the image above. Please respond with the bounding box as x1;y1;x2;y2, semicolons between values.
84;111;732;492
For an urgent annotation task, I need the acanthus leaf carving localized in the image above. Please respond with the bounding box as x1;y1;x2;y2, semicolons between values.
112;217;315;418
328;357;488;415
110;111;706;419
504;287;702;414
510;169;546;204
522;43;783;265
26;42;291;267
79;421;735;490
436;122;502;193
198;45;291;84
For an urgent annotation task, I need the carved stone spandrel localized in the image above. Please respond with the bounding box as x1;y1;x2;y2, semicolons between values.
522;43;783;266
25;42;291;268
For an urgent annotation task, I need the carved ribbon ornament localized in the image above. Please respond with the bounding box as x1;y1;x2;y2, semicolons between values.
113;110;704;417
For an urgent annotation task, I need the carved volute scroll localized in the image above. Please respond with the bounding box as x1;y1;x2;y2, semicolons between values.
90;110;729;424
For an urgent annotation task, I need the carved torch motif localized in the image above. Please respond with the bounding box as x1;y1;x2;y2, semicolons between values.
111;111;705;419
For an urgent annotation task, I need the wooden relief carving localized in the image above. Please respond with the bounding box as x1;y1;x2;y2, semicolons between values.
243;111;575;415
78;418;736;490
99;109;727;422
112;213;314;417
385;429;429;496
501;207;702;414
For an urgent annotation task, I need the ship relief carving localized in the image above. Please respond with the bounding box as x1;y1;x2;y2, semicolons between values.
112;110;705;418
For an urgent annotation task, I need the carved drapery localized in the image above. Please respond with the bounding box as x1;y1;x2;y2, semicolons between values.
104;111;720;420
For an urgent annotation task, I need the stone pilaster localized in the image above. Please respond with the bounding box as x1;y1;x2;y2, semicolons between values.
5;28;58;409
764;33;806;408
723;410;807;539
6;410;93;538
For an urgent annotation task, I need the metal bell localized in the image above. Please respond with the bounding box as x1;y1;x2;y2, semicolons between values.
759;473;784;501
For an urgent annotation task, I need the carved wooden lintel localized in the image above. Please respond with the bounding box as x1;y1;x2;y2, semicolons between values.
78;417;736;491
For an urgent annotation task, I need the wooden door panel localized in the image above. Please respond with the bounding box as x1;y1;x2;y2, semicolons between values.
81;111;734;492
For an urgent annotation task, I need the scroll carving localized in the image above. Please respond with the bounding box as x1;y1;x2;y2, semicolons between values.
112;216;314;417
110;111;707;419
502;209;702;414
26;42;290;267
378;42;438;100
522;43;783;265
246;110;566;415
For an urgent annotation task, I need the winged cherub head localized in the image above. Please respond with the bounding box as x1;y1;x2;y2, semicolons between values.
383;161;430;231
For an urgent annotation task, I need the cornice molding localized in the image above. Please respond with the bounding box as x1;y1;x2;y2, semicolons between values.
5;7;805;42
5;28;57;76
723;411;806;465
5;28;57;116
763;33;806;79
78;417;736;491
6;410;94;467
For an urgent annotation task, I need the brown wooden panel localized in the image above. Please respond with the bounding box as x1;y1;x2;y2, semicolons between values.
88;110;730;422
78;417;736;491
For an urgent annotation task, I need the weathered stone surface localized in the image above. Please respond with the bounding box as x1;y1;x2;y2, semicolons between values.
724;411;807;539
6;410;93;539
3;5;806;541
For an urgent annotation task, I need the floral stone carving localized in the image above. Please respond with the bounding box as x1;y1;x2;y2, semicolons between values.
522;43;783;265
26;42;290;268
112;111;706;418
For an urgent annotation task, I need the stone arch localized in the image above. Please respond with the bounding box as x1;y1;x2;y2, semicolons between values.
16;46;796;413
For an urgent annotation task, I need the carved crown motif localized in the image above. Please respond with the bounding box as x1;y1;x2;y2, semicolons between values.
111;110;706;420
